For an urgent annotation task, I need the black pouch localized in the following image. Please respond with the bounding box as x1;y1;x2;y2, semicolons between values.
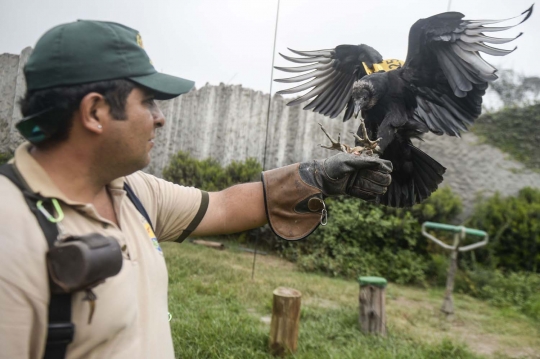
47;233;123;294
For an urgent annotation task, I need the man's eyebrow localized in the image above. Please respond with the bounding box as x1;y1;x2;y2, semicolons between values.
142;91;155;99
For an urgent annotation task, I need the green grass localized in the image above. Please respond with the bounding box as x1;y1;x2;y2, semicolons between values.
163;242;540;358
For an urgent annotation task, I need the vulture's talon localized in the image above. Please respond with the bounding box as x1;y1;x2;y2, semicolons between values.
350;131;363;142
318;123;350;153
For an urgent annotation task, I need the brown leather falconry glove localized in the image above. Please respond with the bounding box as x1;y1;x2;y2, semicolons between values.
261;152;392;240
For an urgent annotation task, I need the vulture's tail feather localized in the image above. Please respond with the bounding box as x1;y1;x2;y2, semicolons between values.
380;143;445;208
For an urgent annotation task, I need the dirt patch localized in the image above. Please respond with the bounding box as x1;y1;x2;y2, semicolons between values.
453;326;539;358
389;295;539;358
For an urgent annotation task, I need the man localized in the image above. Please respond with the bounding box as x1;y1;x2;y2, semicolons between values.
0;21;392;358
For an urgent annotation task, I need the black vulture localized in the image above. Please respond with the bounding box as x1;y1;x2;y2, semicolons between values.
275;6;534;207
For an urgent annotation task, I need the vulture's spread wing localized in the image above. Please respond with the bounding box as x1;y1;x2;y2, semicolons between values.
275;45;383;121
400;5;533;136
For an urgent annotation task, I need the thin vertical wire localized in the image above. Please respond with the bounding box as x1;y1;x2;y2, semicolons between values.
252;0;281;280
447;0;452;11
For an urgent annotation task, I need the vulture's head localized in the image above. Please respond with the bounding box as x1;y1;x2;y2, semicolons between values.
352;73;388;117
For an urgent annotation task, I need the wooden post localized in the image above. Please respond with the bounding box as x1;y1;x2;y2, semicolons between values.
269;287;302;356
191;239;225;250
358;276;387;336
441;233;460;315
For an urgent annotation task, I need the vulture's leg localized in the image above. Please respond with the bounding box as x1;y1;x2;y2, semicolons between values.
354;119;382;152
318;123;351;153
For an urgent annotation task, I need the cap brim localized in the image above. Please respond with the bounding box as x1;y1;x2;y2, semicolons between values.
129;72;195;100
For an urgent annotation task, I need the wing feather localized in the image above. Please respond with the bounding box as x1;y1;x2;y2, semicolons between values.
274;68;333;83
279;53;333;64
459;33;522;44
465;26;522;35
310;72;348;112
274;62;332;73
275;44;383;121
276;71;336;95
287;48;333;57
285;81;334;106
315;73;356;117
330;77;356;118
401;5;532;137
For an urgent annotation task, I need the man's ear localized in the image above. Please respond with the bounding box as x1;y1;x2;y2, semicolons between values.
77;92;109;134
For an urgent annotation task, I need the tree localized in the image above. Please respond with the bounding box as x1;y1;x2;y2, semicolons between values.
489;69;540;108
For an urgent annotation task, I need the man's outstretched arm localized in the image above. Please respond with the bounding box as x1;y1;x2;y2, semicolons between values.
191;182;267;237
191;152;392;240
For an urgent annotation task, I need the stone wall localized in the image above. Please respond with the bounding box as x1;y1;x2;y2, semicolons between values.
0;47;31;154
149;83;359;175
2;49;540;217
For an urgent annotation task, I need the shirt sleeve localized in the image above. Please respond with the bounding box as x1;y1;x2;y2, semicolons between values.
124;171;209;242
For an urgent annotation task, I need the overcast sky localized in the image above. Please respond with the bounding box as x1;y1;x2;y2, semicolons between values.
1;0;538;97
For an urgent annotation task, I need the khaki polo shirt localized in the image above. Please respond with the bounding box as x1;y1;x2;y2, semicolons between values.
0;143;208;359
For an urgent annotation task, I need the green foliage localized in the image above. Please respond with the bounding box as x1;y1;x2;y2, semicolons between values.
162;151;262;191
225;158;262;186
455;268;540;321
274;187;463;285
466;187;540;272
0;151;13;165
425;254;452;287
410;186;463;224
473;103;540;170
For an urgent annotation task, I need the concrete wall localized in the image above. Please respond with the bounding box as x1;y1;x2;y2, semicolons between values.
0;47;31;153
149;83;359;175
2;49;540;217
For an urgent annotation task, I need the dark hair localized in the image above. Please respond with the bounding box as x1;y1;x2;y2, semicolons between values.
19;79;137;148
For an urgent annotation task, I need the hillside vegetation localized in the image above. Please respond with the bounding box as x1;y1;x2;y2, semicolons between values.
473;103;540;171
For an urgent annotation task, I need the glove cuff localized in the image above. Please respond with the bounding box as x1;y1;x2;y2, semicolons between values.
261;163;325;241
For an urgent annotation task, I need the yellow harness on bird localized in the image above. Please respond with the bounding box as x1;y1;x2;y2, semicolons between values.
362;59;404;75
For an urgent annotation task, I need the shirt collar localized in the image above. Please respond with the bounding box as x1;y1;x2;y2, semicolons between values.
13;142;125;205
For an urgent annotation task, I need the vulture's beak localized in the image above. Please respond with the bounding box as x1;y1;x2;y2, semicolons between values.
354;100;361;119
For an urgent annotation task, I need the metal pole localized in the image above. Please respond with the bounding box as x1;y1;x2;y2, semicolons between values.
252;0;281;280
441;230;463;315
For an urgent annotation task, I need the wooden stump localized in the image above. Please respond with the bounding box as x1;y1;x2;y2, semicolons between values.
269;287;302;356
358;276;387;336
441;246;459;315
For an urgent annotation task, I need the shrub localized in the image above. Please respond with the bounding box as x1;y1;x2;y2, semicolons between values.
425;254;451;287
0;151;13;165
455;268;540;320
466;187;540;272
410;186;463;225
278;196;438;285
163;151;262;191
271;186;464;285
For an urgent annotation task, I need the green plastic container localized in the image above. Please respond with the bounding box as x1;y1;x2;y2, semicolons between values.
358;276;387;288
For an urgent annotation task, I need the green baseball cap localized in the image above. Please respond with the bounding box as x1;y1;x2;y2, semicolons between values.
24;20;194;100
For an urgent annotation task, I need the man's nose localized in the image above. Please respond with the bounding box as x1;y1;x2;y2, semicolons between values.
153;106;165;128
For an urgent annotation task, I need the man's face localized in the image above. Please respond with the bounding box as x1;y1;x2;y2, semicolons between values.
100;87;165;175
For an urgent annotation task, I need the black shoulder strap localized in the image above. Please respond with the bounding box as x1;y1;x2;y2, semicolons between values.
123;182;155;233
0;164;74;359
